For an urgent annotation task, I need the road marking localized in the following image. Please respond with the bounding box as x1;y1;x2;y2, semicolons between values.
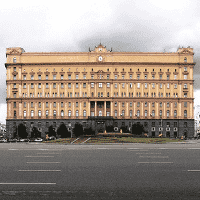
25;156;54;157
97;148;109;149
26;162;61;163
139;156;169;158
188;170;200;172
18;170;61;172
8;149;19;150
136;153;161;154
138;162;173;163
37;153;61;154
0;183;56;184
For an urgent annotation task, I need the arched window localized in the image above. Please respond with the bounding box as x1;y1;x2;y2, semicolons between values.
24;110;26;117
83;110;86;117
46;110;48;117
38;110;41;117
76;110;79;117
53;110;56;117
61;110;64;117
167;110;169;117
31;110;34;117
99;110;102;116
68;110;71;117
160;110;162;117
115;110;117;117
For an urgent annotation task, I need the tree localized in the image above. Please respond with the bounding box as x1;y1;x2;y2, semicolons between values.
18;123;28;138
57;123;70;138
31;127;41;138
83;127;95;136
73;123;83;137
47;125;56;137
131;123;145;136
106;125;114;133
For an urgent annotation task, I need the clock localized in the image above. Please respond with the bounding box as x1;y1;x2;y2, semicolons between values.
99;56;102;61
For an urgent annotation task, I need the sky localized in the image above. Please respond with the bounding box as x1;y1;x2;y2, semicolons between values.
0;0;200;124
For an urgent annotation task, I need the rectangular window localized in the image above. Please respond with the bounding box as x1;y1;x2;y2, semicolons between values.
115;83;117;88
160;83;162;89
184;102;187;107
184;83;187;89
84;102;86;107
160;75;162;79
31;75;34;80
145;75;147;79
68;75;71;80
115;75;117;80
69;102;71;107
61;75;63;80
24;102;26;108
31;83;34;89
122;75;125;79
91;75;94;79
107;83;110;88
53;83;56;89
61;83;64;88
31;102;33;108
122;83;125;88
130;75;132;79
68;83;71;89
23;83;26;89
76;102;78;107
184;67;187;71
152;83;155;88
167;75;169;80
46;75;48;80
76;83;78;89
99;83;102;88
13;102;16;108
184;93;187;97
91;83;94;88
38;75;41;80
46;83;48;89
38;102;41;108
167;83;170;89
145;83;147;89
137;83;140;89
83;75;86;79
107;75;110;79
53;102;56;107
53;75;56;80
23;75;26;80
13;83;16;88
174;75;177;79
13;75;16;80
152;102;155;107
14;67;16;72
38;83;41;89
83;83;86;88
76;75;79;79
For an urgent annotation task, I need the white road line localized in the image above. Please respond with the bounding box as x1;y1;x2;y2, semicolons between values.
138;162;173;163
37;153;61;154
136;153;161;154
25;156;54;157
139;156;169;158
188;170;200;172
97;148;109;149
18;170;61;172
26;162;61;163
0;183;56;184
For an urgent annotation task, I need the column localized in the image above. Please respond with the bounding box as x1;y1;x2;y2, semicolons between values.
95;101;97;116
110;101;113;116
142;102;143;117
8;84;10;98
134;83;136;97
171;102;173;117
164;102;166;118
27;102;30;117
50;103;52;117
88;100;90;117
126;102;128;117
104;101;106;116
58;84;60;96
118;102;120;117
179;84;181;98
42;102;44;117
73;84;74;97
149;102;150;117
65;83;67;98
57;102;60;117
127;83;128;97
73;102;74;116
50;83;52;97
134;102;136;117
111;83;113;97
42;83;44;97
28;84;29;97
35;83;37;97
19;103;22;117
95;83;97;97
164;84;165;96
178;102;181;118
80;102;82;118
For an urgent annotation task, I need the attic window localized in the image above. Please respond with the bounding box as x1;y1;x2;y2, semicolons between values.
145;69;147;72
153;69;154;72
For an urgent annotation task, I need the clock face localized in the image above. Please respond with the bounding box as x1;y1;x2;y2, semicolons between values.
99;56;102;61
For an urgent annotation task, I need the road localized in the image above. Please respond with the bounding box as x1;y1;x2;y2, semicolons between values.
0;142;200;199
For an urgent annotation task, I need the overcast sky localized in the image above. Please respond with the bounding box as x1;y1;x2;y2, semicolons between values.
0;0;200;124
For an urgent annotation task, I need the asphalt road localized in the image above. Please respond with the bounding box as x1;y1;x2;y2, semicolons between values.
1;142;200;199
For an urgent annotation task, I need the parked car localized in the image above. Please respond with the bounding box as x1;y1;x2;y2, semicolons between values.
19;138;29;142
49;136;56;140
34;138;43;142
0;138;7;143
8;138;17;142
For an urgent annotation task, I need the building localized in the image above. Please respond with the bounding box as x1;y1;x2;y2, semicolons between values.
5;44;195;138
194;105;200;137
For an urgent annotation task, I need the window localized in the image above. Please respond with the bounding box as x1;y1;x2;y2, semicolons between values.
122;110;125;116
167;102;169;107
152;83;155;88
144;75;147;79
174;84;177;89
76;110;79;117
167;75;169;80
76;102;78;107
115;83;117;88
31;110;34;117
91;83;94;88
68;75;71;80
61;75;64;80
145;110;147;117
174;75;177;79
174;110;177;117
167;110;169;117
46;83;48;89
160;110;162;117
13;67;16;71
130;83;133;88
137;110;140;117
53;75;56;80
61;110;64;117
160;83;162;89
167;83;170;89
184;93;187;97
23;110;26;117
53;102;56;107
13;57;16;63
184;102;187;107
83;75;86;79
137;83;140;89
122;83;125;88
53;110;56;117
61;83;64;89
46;102;48;108
115;102;117;107
61;102;63;107
152;75;155;79
184;83;187;89
68;83;71;89
160;102;162;107
144;83;147;89
115;75;117;80
152;110;155;117
152;102;155;107
38;83;41;89
122;75;125;79
31;83;34;89
107;83;110;88
38;75;41;80
107;92;109;97
31;75;34;80
83;110;86;117
83;83;86;88
130;75;132;79
76;75;79;79
23;83;26;89
46;75;48;80
137;102;140;107
184;57;187;62
184;75;187;79
160;75;162;79
107;74;110;79
53;83;56;89
38;102;41;108
184;110;187;117
184;67;187;71
75;83;78;89
174;102;177;107
23;75;26;80
69;102;71;107
91;75;94;79
130;110;132;117
38;110;41;117
122;102;125;107
115;110;117;117
99;83;102;88
130;102;132;107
